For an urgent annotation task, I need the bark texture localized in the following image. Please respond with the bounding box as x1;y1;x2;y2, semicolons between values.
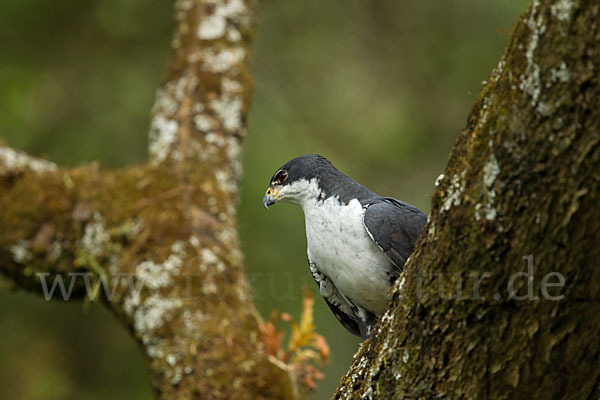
333;0;600;398
0;1;300;399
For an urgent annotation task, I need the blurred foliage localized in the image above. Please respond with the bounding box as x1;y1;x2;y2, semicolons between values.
0;0;527;399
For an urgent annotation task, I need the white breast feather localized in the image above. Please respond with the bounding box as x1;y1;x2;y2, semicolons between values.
298;179;393;315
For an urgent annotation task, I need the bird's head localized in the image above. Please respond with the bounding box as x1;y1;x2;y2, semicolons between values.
262;154;328;209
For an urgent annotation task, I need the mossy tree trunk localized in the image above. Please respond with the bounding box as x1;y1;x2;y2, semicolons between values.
334;0;599;398
0;1;300;399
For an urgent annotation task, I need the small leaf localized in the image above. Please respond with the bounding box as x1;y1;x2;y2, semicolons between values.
313;333;330;364
260;288;330;392
258;309;285;358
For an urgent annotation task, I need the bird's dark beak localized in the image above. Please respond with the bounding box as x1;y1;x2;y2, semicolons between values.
262;186;280;209
263;194;275;209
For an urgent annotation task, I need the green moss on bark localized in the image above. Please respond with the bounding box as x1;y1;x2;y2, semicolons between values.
334;0;600;398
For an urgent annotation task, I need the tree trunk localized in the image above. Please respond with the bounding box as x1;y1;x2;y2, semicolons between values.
0;1;301;399
333;0;600;398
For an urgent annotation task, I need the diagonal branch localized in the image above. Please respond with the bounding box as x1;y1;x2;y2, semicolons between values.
0;146;57;175
0;1;301;399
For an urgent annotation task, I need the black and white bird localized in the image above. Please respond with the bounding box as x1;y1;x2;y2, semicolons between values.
262;154;427;339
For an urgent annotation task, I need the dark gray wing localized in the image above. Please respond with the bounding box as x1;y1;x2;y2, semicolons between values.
363;197;427;271
323;298;361;337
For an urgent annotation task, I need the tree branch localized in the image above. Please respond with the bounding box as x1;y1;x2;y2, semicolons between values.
0;1;301;399
0;146;57;175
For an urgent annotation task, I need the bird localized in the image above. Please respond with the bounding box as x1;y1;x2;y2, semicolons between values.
262;154;427;339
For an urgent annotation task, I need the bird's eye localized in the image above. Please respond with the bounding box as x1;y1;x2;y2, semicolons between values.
275;170;288;184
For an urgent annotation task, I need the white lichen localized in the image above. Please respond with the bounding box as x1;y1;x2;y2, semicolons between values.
200;247;228;272
210;91;243;134
536;101;552;116
207;196;219;214
215;168;236;193
197;0;247;40
226;137;243;178
551;0;573;21
492;59;506;84
483;154;500;188
427;221;436;239
189;235;200;248
182;309;208;330
176;0;193;12
227;28;241;42
519;0;545;106
124;241;187;324
146;342;165;359
171;240;185;255
49;240;63;261
149;76;198;164
435;173;445;187
215;228;236;256
205;132;226;147
442;171;466;212
170;366;182;385
201;248;218;265
123;291;140;317
166;354;177;365
0;146;57;175
184;77;245;167
194;114;213;132
202;47;246;73
402;348;410;363
537;61;571;114
484;207;498;221
361;386;374;400
378;310;394;335
396;274;407;293
79;212;109;257
202;281;218;295
475;154;501;221
11;240;32;263
134;295;182;334
225;201;236;217
149;116;179;164
478;96;492;130
136;260;174;290
198;13;227;40
222;77;242;93
549;61;571;85
135;241;186;290
152;88;178;116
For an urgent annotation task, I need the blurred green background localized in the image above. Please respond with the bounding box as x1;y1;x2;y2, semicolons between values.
0;0;528;399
